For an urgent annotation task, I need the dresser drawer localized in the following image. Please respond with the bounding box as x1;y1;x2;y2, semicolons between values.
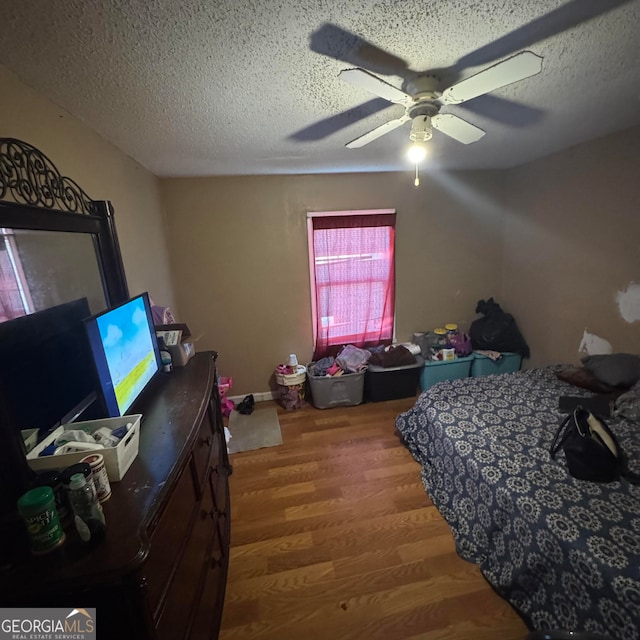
210;455;228;517
155;470;218;640
191;414;214;491
189;543;225;640
144;459;198;619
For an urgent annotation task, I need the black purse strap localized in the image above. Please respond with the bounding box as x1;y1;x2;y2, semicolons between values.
550;411;574;459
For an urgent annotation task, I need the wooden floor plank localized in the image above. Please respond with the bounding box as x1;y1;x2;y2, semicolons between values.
219;398;529;640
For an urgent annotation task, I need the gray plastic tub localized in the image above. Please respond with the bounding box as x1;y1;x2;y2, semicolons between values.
307;364;366;409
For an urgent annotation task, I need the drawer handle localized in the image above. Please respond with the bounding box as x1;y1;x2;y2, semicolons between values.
200;435;212;447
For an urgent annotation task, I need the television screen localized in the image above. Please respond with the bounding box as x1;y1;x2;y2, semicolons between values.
0;297;97;435
84;292;161;417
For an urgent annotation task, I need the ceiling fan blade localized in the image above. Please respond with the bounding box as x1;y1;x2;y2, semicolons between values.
310;23;410;77
459;94;545;127
339;69;411;105
289;98;391;142
455;0;633;71
440;51;542;105
431;114;485;144
346;115;410;149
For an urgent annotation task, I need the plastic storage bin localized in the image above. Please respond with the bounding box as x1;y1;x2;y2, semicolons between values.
364;356;424;402
420;355;474;391
26;415;141;481
471;352;522;377
307;365;365;409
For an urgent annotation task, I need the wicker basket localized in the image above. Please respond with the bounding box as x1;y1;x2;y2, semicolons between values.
275;364;307;386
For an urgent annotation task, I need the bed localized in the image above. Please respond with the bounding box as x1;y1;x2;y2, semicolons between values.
395;366;640;639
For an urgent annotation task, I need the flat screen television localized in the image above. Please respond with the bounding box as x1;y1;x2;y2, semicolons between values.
0;297;98;436
84;292;162;417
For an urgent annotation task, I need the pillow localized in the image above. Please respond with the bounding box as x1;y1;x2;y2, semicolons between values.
581;353;640;388
555;365;618;394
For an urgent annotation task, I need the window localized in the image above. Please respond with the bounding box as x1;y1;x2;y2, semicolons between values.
308;210;396;360
0;228;33;322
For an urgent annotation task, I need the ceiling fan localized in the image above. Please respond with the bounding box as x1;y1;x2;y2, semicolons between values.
338;51;542;149
295;1;633;148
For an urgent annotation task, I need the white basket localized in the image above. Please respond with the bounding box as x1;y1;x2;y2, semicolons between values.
26;415;141;481
275;364;307;386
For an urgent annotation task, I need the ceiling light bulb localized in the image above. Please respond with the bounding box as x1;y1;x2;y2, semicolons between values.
407;142;427;163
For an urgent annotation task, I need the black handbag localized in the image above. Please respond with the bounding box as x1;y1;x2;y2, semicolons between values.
550;406;624;482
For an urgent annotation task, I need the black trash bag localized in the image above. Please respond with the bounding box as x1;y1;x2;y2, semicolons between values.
469;298;530;358
236;394;255;415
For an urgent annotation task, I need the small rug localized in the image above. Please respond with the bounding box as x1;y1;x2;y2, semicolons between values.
227;406;282;454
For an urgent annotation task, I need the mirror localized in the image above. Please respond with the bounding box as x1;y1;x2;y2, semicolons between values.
1;228;106;321
0;137;129;519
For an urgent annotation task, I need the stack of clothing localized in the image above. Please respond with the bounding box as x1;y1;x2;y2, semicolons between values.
311;343;419;375
368;345;416;368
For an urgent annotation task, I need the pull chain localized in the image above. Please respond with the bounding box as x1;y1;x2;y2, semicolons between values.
414;163;420;187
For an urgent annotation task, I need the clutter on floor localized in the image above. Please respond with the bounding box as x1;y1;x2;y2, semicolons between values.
269;299;529;409
275;362;307;411
236;394;255;415
218;375;235;417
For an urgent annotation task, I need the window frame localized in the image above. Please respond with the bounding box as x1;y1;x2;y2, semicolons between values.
306;208;396;350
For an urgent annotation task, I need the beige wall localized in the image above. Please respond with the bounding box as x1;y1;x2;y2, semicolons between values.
6;62;635;393
160;171;506;394
501;124;640;368
0;65;176;311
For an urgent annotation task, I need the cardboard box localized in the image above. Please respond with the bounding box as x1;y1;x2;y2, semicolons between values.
155;323;199;366
26;415;141;481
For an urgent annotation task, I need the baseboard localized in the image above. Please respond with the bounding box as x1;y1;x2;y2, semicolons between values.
227;391;276;403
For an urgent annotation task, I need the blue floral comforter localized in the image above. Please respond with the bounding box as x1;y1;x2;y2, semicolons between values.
395;367;640;639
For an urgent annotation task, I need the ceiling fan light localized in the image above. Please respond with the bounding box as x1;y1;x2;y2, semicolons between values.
407;142;427;163
409;115;433;143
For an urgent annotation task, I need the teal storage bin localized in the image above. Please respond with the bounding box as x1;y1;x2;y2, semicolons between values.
420;355;474;391
471;352;522;377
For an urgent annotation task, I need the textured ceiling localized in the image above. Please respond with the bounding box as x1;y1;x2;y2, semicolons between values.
1;0;639;177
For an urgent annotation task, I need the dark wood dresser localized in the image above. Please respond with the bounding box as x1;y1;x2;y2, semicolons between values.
0;351;231;639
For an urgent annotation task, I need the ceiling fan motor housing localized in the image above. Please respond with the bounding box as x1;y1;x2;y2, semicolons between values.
406;75;442;143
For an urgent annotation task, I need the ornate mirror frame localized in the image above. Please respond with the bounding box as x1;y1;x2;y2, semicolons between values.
0;137;129;307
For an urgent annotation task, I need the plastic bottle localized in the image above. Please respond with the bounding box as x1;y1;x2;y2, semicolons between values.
17;486;66;555
445;323;459;341
433;328;448;359
67;473;106;545
35;470;72;529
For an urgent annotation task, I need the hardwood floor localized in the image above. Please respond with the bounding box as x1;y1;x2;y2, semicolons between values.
218;398;529;640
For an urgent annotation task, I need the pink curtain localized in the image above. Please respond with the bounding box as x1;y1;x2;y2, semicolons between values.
312;213;395;360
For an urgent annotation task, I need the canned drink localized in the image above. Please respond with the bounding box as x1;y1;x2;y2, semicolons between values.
81;453;112;503
17;486;66;555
